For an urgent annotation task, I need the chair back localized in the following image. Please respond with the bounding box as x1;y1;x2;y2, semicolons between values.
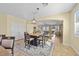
24;32;27;40
0;36;2;43
42;33;45;39
24;32;30;41
0;35;6;44
1;37;15;49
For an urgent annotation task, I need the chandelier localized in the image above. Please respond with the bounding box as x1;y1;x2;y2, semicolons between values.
32;3;48;24
32;18;36;24
32;7;39;24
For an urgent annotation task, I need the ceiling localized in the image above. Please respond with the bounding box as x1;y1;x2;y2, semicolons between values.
0;3;76;20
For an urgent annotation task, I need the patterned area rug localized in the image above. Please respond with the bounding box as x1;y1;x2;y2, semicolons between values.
14;40;53;56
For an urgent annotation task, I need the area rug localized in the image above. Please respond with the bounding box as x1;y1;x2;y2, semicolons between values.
14;40;53;56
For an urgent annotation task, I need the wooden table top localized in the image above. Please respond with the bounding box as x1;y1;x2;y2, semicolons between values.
29;33;40;37
0;46;10;56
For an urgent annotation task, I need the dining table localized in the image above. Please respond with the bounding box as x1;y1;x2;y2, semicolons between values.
0;46;10;56
29;33;41;46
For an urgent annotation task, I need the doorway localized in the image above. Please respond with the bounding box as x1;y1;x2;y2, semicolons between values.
38;20;63;43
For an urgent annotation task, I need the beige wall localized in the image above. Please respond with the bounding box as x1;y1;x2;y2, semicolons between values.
6;15;27;36
0;13;27;40
0;13;7;35
70;4;79;54
7;15;28;40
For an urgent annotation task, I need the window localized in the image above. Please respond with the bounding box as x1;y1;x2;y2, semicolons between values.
74;11;79;37
11;22;26;40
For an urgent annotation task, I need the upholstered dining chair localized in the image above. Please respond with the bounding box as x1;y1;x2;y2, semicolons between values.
0;35;6;45
24;32;33;49
38;33;45;48
24;32;30;47
1;36;15;56
38;35;43;47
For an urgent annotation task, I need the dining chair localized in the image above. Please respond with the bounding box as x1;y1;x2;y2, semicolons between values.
1;36;15;56
0;36;1;45
24;32;34;49
38;33;45;48
0;35;6;45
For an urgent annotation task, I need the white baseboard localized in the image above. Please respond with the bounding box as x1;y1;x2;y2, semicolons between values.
63;43;79;55
71;45;79;55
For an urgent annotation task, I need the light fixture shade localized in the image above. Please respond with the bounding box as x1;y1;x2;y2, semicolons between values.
32;18;36;24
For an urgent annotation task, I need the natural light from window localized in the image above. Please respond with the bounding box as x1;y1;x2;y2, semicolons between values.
75;11;79;37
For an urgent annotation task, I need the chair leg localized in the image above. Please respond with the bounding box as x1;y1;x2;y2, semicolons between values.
44;39;45;45
12;49;14;56
28;41;30;49
25;42;27;48
25;41;29;48
42;41;44;48
38;40;40;44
